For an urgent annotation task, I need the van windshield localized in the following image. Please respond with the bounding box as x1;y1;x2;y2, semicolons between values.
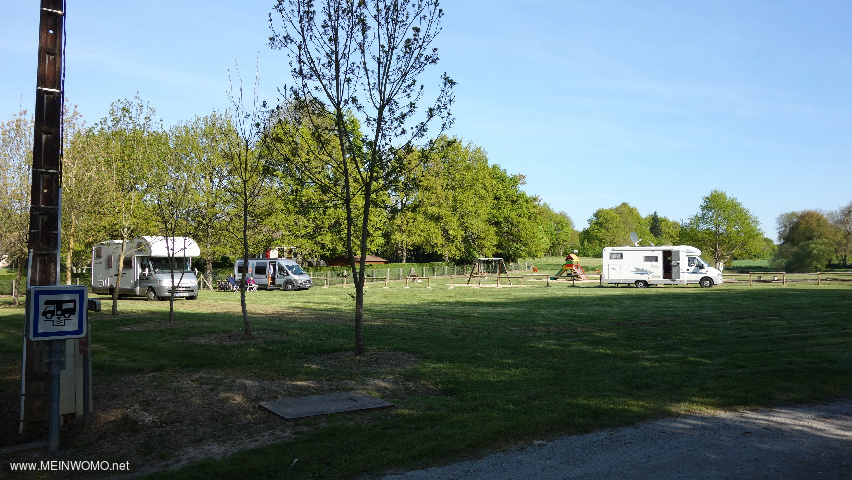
687;256;708;268
285;264;306;275
148;257;192;273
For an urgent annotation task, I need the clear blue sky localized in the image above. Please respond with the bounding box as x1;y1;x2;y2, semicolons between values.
2;1;851;241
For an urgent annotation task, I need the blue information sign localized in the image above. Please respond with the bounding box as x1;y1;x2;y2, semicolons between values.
27;286;88;340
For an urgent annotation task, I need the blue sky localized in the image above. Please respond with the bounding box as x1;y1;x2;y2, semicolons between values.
2;1;850;240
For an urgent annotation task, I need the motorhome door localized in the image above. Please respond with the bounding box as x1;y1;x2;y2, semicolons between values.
671;249;682;282
268;261;277;286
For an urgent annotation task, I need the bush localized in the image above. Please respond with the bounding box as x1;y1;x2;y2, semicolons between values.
774;239;836;272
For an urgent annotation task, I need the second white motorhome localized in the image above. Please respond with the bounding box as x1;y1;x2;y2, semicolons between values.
91;236;200;300
602;245;724;288
234;258;313;291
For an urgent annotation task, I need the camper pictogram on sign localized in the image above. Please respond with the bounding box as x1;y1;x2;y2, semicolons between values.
41;299;77;326
27;286;88;341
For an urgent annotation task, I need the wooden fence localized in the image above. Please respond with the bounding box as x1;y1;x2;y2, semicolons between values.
723;271;852;286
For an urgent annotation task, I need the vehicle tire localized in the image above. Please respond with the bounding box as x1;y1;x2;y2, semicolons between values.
699;277;714;288
635;280;649;288
283;282;295;291
188;295;197;300
146;288;158;301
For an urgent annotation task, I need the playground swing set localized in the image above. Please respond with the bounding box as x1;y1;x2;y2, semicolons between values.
467;257;513;286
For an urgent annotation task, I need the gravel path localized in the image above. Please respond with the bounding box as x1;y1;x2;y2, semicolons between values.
383;400;852;480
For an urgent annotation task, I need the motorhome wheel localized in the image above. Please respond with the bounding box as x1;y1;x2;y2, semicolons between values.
284;282;295;291
635;280;649;288
146;288;158;301
699;277;714;288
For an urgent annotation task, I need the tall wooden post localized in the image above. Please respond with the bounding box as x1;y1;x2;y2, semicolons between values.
21;0;65;433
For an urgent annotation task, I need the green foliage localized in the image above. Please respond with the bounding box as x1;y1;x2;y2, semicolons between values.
414;137;497;262
773;209;843;272
829;201;852;266
579;202;654;256
539;204;578;257
0;109;32;267
579;209;623;256
489;167;548;261
774;239;836;272
646;211;680;246
680;190;764;268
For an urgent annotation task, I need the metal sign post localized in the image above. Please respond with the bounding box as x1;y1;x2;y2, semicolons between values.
26;285;87;454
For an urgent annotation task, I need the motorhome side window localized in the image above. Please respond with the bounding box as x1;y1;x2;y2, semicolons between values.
106;255;113;269
236;263;245;274
644;256;658;263
255;265;267;276
123;256;133;269
95;247;102;259
609;253;623;260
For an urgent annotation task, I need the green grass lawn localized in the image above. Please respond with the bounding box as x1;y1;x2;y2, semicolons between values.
1;278;850;479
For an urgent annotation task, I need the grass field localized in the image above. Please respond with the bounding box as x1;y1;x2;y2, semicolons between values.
1;278;851;479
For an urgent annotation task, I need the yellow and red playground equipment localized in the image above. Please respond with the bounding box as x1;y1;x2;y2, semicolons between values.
550;253;587;281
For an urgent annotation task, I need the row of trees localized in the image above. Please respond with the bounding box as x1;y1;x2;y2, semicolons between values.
579;192;852;272
773;204;852;272
578;190;772;269
0;102;568;274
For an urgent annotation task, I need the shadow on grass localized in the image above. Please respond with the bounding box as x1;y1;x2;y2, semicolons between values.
0;285;850;479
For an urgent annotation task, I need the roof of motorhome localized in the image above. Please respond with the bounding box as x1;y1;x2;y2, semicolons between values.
236;258;300;262
604;245;701;252
136;236;200;257
93;237;201;257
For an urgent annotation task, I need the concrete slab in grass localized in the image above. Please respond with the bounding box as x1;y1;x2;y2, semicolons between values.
260;391;394;420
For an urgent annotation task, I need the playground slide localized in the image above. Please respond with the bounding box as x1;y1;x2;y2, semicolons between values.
550;263;588;281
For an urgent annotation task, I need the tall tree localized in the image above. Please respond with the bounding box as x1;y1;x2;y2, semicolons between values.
143;128;199;321
0;109;33;305
91;95;160;314
828;201;852;266
269;0;453;356
773;209;842;272
540;204;576;257
171;112;238;289
579;209;627;256
579;202;650;256
60;101;104;286
227;64;274;337
645;211;680;245
680;190;764;269
490;169;546;261
416;137;496;262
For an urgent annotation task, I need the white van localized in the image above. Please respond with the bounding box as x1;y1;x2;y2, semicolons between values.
234;258;313;291
602;245;723;288
91;236;200;300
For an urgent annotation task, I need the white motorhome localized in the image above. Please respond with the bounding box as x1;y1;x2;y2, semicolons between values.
91;236;200;300
602;245;724;288
234;258;312;291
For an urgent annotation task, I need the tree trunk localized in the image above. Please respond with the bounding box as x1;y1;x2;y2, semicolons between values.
13;261;24;307
240;175;252;336
65;235;74;285
206;258;214;291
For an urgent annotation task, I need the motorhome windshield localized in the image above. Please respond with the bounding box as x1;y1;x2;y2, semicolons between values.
285;264;306;275
687;256;708;268
147;257;192;273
